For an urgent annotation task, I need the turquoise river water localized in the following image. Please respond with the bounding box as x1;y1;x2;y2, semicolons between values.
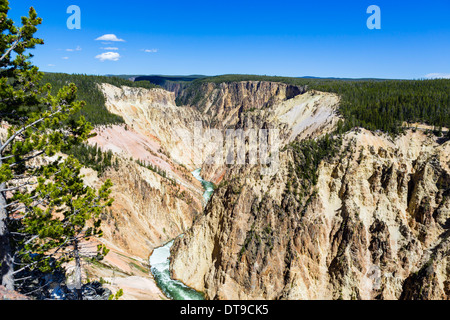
149;169;215;300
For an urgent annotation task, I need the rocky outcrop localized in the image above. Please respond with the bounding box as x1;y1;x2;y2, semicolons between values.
200;90;341;186
83;159;202;259
163;81;190;97
69;157;204;300
178;81;307;128
99;83;208;171
170;129;450;300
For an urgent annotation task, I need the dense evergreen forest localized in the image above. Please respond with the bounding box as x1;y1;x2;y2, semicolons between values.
313;79;450;134
183;75;450;135
63;143;118;175
41;73;159;126
133;75;206;86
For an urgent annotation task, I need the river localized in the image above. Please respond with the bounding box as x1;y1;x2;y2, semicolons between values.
149;169;215;300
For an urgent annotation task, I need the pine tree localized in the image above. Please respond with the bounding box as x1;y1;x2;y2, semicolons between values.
14;157;113;299
0;1;113;298
0;1;49;291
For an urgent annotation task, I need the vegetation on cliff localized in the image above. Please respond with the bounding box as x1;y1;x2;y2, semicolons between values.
285;132;343;201
64;142;117;175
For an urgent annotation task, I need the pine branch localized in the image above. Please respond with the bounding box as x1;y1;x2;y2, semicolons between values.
0;108;62;155
0;31;23;63
8;150;46;168
0;181;36;193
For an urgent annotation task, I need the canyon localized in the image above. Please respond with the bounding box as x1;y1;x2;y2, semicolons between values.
74;80;448;300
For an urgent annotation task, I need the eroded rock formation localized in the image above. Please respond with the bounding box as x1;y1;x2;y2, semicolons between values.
170;128;450;300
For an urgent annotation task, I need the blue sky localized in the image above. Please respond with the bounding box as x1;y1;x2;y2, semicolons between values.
9;0;450;79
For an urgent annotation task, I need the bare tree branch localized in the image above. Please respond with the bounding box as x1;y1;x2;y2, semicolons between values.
0;108;62;155
0;181;36;193
0;31;22;63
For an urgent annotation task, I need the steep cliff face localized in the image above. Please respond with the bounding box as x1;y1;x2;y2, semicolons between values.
84;84;216;255
198;89;341;184
99;83;207;171
84;159;202;258
78;84;208;299
89;84;211;253
170;128;450;300
75;157;204;300
163;82;190;97
178;81;307;128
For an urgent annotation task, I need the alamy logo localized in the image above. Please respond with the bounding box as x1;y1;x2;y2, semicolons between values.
367;5;381;30
67;5;81;30
367;265;382;290
180;122;281;176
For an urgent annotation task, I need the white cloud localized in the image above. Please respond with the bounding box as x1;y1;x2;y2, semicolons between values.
95;34;125;42
47;64;56;67
95;52;121;62
143;49;158;53
101;47;119;51
66;46;82;52
425;73;450;79
62;57;69;60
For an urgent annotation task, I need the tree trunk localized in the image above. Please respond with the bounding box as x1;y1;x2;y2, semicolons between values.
0;139;14;290
73;239;83;300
